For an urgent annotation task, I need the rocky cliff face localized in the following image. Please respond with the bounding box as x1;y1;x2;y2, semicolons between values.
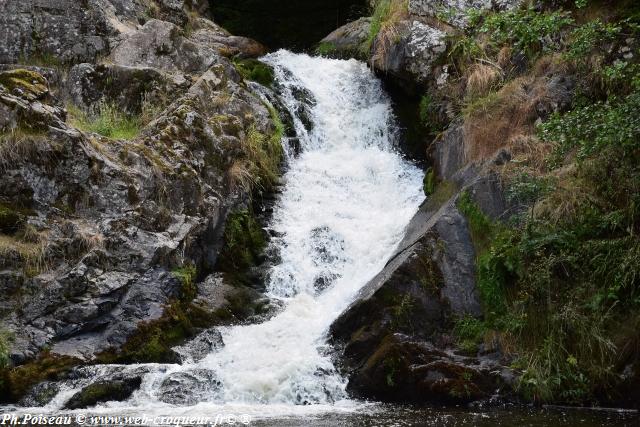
325;0;584;405
0;0;282;399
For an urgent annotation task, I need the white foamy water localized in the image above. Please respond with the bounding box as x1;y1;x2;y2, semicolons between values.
8;51;424;419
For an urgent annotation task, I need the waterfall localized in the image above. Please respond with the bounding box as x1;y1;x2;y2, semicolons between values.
10;51;424;419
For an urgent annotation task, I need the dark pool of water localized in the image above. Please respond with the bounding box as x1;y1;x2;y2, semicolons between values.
253;405;640;427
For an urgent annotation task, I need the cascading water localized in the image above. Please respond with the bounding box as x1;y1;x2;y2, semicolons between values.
9;51;425;419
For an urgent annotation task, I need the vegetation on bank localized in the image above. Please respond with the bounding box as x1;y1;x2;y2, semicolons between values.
366;0;409;56
66;98;162;140
416;0;640;406
0;49;285;402
233;59;275;87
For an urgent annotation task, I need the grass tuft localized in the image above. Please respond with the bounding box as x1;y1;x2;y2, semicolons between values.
67;102;141;140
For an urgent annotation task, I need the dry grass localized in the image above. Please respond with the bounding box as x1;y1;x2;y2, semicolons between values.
500;133;554;177
0;234;48;276
532;166;589;223
227;160;256;193
371;0;410;67
0;129;50;171
465;63;502;98
497;46;513;69
463;54;573;162
463;76;551;161
76;229;105;253
532;53;573;78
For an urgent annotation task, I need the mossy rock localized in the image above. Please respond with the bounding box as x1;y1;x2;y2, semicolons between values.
217;209;266;278
100;303;191;364
423;167;436;196
233;59;275;87
0;69;48;101
63;377;142;409
0;353;81;403
19;381;59;406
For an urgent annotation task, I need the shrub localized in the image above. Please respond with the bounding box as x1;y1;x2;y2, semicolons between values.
476;7;574;58
565;19;621;61
453;316;487;353
506;172;556;207
600;61;640;96
539;90;640;165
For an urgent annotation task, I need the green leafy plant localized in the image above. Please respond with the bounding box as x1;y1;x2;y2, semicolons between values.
539;90;640;165
477;8;574;57
565;19;621;61
453;316;487;353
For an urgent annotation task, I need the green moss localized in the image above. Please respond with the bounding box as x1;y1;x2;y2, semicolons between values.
456;191;495;256
316;42;337;56
64;378;141;410
172;264;197;302
97;303;194;364
0;352;81;403
423;167;436;196
217;209;266;278
426;180;457;210
0;69;48;100
233;59;275;87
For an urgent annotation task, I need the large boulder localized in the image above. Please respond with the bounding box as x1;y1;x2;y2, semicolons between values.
330;121;512;403
65;63;191;113
63;377;142;409
157;369;221;405
371;20;447;88
318;18;371;59
346;333;513;403
322;0;524;88
109;19;215;74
